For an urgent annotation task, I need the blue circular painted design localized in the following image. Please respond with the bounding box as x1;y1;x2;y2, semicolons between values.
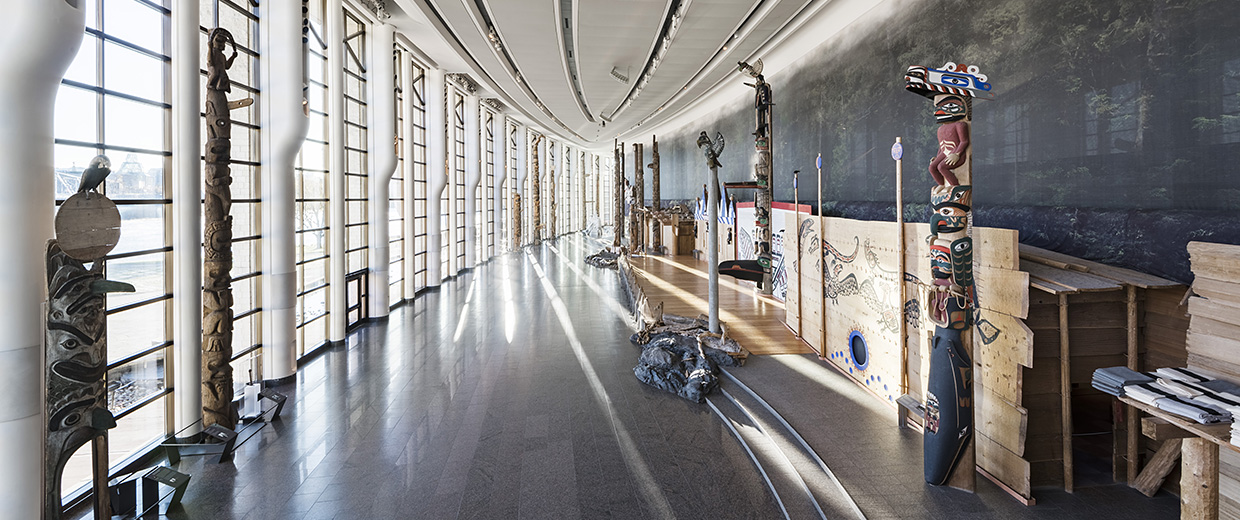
816;155;822;169
891;142;904;161
848;330;870;371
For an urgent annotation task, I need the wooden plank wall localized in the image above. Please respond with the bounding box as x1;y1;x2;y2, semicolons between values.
781;215;1032;497
1185;242;1240;519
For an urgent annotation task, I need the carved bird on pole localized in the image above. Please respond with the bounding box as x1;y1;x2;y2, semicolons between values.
77;155;112;198
697;131;724;169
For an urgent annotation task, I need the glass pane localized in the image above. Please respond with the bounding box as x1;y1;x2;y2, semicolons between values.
103;96;166;152
107;300;167;362
105;151;165;199
104;0;165;55
55;85;98;145
64;36;98;85
103;41;165;102
106;350;166;414
106;252;165;308
109;396;167;469
111;205;165;255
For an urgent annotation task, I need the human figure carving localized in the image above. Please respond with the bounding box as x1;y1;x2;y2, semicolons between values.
928;95;970;186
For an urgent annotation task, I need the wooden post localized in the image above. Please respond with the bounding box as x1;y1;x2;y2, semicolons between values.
532;135;543;243
895;137;907;396
794;169;802;337
818;153;826;358
1181;438;1220;520
1126;284;1140;484
203;27;238;430
1059;292;1074;492
633;143;644;252
613;140;622;247
91;436;110;519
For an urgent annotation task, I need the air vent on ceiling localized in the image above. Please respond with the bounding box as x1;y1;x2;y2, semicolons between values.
610;67;630;84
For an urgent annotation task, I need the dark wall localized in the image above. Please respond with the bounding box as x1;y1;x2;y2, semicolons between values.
647;0;1240;283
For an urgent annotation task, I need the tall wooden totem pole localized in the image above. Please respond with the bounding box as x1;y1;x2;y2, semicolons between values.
532;135;544;243
549;142;557;238
632;142;644;252
613;140;623;247
203;28;243;430
905;61;993;488
739;61;774;294
650;136;661;252
45;155;132;519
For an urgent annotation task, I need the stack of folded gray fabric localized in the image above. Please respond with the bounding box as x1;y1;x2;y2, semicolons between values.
1124;382;1233;424
1092;366;1154;396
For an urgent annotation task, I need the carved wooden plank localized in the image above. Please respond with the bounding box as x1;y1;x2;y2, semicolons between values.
1022;260;1122;293
974;267;1030;319
976;382;1028;457
1143;417;1195;441
976;431;1033;499
1194;276;1240;306
1182;437;1221;520
976;309;1033;368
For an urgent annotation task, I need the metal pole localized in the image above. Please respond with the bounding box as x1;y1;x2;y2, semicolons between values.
708;164;721;334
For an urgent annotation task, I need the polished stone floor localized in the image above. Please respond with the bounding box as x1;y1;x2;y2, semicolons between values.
71;234;1181;519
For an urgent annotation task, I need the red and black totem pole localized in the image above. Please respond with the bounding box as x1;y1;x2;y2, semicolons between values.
905;61;994;488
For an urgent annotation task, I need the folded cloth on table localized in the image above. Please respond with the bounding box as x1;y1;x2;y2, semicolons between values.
1124;383;1168;407
1092;380;1124;397
1094;366;1154;387
1155;367;1211;383
1156;396;1231;424
1200;379;1240;396
1157;378;1205;398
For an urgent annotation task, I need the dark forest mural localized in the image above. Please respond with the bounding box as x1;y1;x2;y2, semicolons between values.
653;0;1240;282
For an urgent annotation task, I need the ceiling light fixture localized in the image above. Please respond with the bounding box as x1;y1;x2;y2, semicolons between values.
610;67;630;84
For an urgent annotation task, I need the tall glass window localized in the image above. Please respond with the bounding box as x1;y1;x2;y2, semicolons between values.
390;47;405;306
484;110;494;258
53;0;172;498
343;8;369;276
408;60;428;290
452;92;466;271
294;0;330;356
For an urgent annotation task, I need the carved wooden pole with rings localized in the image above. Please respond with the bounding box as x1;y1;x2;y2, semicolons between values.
613;140;623;247
651;136;661;253
549;143;557;238
738;61;775;294
203;27;251;430
531;134;543;243
905;60;994;491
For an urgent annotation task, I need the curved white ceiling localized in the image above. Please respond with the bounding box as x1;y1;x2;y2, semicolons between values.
389;0;827;147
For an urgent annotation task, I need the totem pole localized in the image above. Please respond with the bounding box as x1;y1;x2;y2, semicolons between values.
633;142;644;252
739;61;774;294
697;131;725;334
203;28;244;430
45;156;133;519
904;61;993;488
549;142;557;238
512;190;522;250
650;136;662;252
532;134;543;243
614;141;625;248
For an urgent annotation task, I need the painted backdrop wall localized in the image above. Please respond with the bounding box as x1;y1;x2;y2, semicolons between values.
647;0;1240;282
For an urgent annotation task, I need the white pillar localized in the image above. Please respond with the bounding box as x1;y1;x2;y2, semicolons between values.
367;22;397;318
401;56;418;297
327;0;346;341
0;2;83;517
492;114;507;255
463;94;481;268
425;68;448;286
260;0;310;383
172;0;203;436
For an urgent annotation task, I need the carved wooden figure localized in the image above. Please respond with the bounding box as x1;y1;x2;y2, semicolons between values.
613;141;623;247
740;62;775;293
45;154;132;520
203;28;241;430
905;60;992;491
532;135;543;243
549;143;557;238
651;136;661;252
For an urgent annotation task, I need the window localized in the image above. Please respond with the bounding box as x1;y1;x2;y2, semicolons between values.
343;8;369;276
408;59;428;290
452;91;466;271
294;0;330;356
390;46;406;305
484;110;495;259
54;0;172;498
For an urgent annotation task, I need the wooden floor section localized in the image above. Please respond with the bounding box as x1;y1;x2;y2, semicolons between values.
627;254;813;356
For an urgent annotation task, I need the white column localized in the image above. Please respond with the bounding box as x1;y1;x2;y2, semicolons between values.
463;94;481;268
260;0;310;383
0;2;83;517
367;22;397;318
492;114;507;255
172;0;202;436
401;56;418;298
327;0;346;341
425;68;448;286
